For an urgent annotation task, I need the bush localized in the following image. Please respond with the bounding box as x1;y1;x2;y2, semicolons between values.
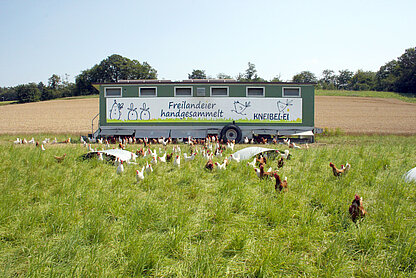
16;83;41;103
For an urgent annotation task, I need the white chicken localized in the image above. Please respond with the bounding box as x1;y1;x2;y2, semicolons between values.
131;153;136;162
136;167;145;182
215;161;227;170
184;153;196;162
97;152;104;161
247;157;256;167
173;155;181;167
229;153;241;163
158;153;167;163
145;162;153;173
116;161;124;174
151;155;158;164
281;150;290;160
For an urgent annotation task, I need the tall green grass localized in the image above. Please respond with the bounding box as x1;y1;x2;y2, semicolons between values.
1;135;415;276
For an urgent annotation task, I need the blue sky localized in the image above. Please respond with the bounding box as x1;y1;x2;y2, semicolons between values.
0;0;415;86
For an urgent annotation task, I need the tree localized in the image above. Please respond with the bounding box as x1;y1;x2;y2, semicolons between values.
48;74;61;90
217;73;233;79
375;47;416;94
396;47;416;94
237;62;265;82
188;69;207;79
75;54;158;95
376;60;399;92
0;87;17;101
271;75;282;82
292;71;317;83
16;83;41;103
319;69;337;89
350;70;376;91
336;69;353;90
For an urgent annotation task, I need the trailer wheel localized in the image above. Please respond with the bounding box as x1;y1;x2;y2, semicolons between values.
221;124;242;143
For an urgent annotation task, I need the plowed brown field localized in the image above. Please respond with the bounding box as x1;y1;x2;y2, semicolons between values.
0;96;415;135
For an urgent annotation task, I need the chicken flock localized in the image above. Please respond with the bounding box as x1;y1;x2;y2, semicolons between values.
13;135;365;223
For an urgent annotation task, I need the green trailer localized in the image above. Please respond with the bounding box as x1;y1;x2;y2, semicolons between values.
92;80;316;142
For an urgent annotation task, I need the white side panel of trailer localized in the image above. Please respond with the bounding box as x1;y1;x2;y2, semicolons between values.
105;97;302;123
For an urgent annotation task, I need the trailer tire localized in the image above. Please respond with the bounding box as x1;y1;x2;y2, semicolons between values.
221;124;242;143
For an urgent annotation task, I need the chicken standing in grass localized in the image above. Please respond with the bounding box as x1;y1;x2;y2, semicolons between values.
349;194;366;222
145;162;153;173
254;165;274;179
158;153;167;163
247;157;256;168
277;157;284;168
259;164;274;179
173;155;181;167
215;160;227;170
136;167;145;182
116;161;124;174
256;155;267;166
205;158;214;171
97;152;104;161
184;152;196;162
54;153;66;163
274;173;288;192
329;162;351;177
229;153;241;163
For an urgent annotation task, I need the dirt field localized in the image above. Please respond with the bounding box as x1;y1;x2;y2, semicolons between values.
0;96;415;135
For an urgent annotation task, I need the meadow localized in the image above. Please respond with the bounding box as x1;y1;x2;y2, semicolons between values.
1;135;416;277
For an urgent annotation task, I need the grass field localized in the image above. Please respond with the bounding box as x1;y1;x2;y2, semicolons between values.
1;135;415;277
316;89;416;103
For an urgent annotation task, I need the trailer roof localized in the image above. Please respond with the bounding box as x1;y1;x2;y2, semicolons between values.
93;79;316;85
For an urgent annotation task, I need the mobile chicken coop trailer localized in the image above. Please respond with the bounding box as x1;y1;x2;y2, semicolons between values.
91;80;316;142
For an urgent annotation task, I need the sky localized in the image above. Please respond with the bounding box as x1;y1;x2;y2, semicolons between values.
0;0;415;87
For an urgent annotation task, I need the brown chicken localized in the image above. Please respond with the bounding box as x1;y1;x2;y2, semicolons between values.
277;157;284;168
273;173;288;192
259;164;275;179
256;155;267;166
54;153;67;163
329;162;351;177
136;148;145;157
349;194;366;222
205;159;214;171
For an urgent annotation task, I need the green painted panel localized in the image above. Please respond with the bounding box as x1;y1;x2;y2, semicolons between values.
96;82;315;128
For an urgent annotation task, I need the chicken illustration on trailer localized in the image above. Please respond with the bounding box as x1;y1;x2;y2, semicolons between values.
139;103;151;120
231;100;251;115
109;100;124;120
276;99;293;113
127;103;138;121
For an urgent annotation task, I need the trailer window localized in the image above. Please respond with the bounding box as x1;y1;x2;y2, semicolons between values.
196;87;206;96
246;87;264;97
211;87;228;97
140;87;156;97
175;87;192;97
283;87;301;97
105;87;122;97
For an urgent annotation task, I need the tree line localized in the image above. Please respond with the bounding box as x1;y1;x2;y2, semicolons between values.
1;47;414;103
